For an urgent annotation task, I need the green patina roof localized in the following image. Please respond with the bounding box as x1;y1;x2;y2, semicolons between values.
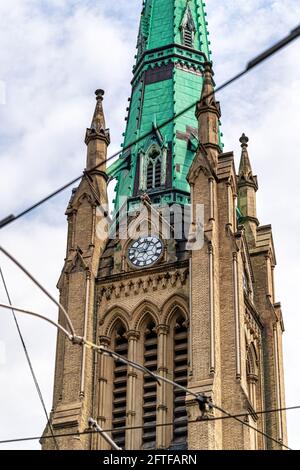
108;0;213;212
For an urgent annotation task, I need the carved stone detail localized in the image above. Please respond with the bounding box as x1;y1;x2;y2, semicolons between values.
97;269;189;305
244;309;261;342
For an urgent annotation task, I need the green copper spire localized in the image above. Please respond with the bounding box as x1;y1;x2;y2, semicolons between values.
108;0;213;212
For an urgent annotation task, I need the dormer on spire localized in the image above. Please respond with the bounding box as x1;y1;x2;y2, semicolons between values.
111;0;212;212
180;1;197;48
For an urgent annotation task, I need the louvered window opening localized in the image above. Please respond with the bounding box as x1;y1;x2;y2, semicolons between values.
183;29;193;48
143;322;158;449
173;318;188;443
147;161;154;190
112;328;128;448
155;159;161;188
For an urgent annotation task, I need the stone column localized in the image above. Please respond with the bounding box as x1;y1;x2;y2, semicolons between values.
96;336;111;450
233;252;241;379
126;331;140;450
157;324;169;449
208;243;215;375
273;324;283;443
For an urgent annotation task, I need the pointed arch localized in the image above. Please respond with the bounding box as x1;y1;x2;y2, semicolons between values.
133;300;160;331
139;141;166;192
101;306;131;337
64;249;89;275
162;294;189;325
72;191;95;210
247;342;259;376
246;341;259;411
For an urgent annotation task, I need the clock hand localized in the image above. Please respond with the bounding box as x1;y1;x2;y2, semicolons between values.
143;241;151;251
141;244;152;254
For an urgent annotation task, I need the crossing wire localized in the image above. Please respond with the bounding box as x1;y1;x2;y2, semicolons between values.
0;266;59;450
0;25;299;231
0;245;292;451
0;24;299;451
91;345;292;451
0;405;298;446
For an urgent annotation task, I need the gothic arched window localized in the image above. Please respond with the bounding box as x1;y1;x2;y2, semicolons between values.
99;300;190;450
140;143;167;192
173;315;188;445
142;320;158;449
112;324;128;448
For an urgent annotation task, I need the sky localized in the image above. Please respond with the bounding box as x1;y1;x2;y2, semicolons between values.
0;0;300;450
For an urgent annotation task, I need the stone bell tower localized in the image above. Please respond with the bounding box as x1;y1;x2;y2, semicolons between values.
43;0;287;450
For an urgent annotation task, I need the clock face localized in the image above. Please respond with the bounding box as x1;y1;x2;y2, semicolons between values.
128;236;163;268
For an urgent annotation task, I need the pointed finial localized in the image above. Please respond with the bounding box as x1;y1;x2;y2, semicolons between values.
239;133;252;177
91;89;105;131
203;61;214;82
95;89;105;102
240;133;249;148
196;61;220;118
85;89;110;146
200;62;214;104
238;133;258;190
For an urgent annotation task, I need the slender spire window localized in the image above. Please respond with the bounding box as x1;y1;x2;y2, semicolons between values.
112;325;128;448
147;160;154;190
180;4;196;49
143;321;158;449
146;150;162;190
154;159;162;188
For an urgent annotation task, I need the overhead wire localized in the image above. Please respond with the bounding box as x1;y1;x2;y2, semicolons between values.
0;302;73;340
90;343;292;451
0;24;299;452
0;24;299;231
0;267;59;450
88;418;122;451
0;239;292;450
0;405;298;446
0;246;75;336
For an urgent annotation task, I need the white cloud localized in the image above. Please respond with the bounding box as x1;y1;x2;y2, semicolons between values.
0;81;5;105
0;340;6;365
0;0;300;450
208;0;300;450
0;0;140;214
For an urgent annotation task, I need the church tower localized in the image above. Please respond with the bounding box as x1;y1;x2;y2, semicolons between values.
42;0;288;450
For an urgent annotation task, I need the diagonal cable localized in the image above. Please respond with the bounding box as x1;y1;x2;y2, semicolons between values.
0;24;299;231
0;246;292;450
0;266;59;450
92;344;292;450
0;404;298;446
